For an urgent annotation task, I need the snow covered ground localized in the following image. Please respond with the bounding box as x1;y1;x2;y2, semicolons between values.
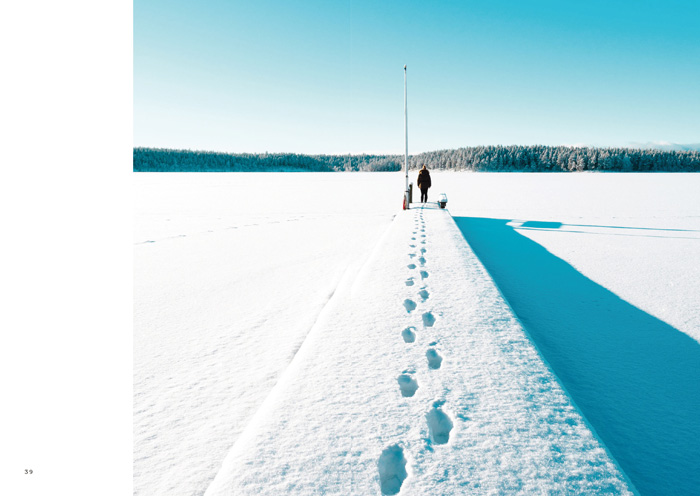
135;172;700;495
134;173;398;495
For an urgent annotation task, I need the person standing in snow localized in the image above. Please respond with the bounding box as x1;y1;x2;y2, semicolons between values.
417;165;432;203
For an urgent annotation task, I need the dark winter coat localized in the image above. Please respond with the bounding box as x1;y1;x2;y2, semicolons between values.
417;169;431;191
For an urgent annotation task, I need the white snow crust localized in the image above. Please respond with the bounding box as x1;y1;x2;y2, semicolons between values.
135;172;700;495
444;172;700;345
204;204;632;495
134;173;398;495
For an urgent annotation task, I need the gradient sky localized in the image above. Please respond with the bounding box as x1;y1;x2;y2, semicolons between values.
134;0;700;154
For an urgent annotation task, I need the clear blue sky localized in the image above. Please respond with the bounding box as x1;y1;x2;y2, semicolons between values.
134;0;700;154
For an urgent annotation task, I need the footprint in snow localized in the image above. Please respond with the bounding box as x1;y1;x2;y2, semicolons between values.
378;444;408;495
418;257;426;266
405;278;414;287
408;253;416;258
420;270;429;280
397;373;419;397
422;312;436;327
401;327;417;343
426;348;443;369
407;264;417;270
427;401;453;445
403;299;417;313
420;248;426;254
419;289;429;301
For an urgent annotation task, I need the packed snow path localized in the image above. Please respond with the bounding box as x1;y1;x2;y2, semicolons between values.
204;204;634;495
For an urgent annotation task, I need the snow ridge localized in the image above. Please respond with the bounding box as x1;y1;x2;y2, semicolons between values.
202;263;358;496
203;204;635;495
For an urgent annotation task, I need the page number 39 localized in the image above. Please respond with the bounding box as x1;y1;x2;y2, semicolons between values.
25;469;33;474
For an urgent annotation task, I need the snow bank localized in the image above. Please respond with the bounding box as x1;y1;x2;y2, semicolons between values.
203;205;633;495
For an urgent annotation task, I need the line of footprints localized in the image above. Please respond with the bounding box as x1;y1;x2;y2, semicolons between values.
378;211;454;495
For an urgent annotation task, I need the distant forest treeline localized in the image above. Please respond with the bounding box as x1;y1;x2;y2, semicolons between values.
134;146;700;172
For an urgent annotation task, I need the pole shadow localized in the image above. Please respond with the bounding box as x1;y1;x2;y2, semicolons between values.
516;220;700;240
454;217;700;496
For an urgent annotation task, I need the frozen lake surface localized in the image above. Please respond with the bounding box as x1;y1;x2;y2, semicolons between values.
135;172;700;495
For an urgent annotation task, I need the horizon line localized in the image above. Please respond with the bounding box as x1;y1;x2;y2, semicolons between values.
133;143;700;156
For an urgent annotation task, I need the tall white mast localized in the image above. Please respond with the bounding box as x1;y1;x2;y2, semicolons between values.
404;65;408;200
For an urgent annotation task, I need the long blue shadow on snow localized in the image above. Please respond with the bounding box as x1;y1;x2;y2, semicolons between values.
454;217;700;496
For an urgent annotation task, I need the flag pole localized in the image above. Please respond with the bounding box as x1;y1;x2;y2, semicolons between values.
404;64;409;209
